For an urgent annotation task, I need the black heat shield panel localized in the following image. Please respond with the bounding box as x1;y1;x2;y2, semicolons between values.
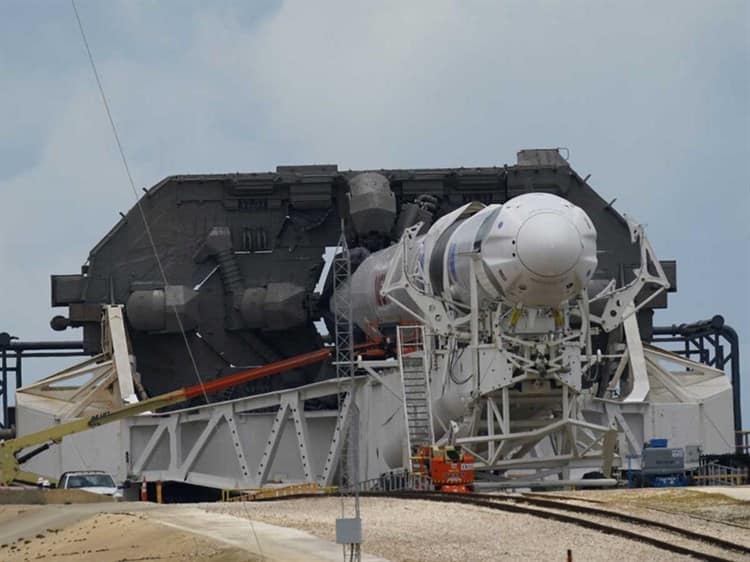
50;158;669;398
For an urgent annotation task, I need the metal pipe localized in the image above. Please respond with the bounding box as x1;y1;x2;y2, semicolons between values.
652;315;742;452
4;341;84;351
651;315;725;337
12;352;88;359
720;324;742;451
14;352;21;390
1;351;7;428
0;336;87;428
474;478;617;490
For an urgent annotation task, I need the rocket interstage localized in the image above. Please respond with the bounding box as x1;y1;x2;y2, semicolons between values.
339;193;598;338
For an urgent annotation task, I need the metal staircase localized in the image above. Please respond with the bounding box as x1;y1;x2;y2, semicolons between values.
397;325;434;455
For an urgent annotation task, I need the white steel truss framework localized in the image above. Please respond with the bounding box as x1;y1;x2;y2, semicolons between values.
16;306;137;420
451;389;618;479
127;377;366;490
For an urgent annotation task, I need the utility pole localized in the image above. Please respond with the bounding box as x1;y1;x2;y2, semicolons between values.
332;226;362;562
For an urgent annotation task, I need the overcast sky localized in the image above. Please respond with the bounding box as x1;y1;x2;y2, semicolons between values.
1;1;748;415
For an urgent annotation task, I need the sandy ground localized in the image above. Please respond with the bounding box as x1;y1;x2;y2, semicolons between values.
1;487;748;562
692;485;750;502
0;510;253;562
0;488;115;505
554;486;750;528
0;502;387;562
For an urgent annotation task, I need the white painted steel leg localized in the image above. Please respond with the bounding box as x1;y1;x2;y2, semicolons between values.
321;390;354;486
256;402;290;484
289;394;313;482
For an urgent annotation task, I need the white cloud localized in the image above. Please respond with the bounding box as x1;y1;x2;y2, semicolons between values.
0;0;747;409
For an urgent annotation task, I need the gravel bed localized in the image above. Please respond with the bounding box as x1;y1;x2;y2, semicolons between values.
520;500;750;561
206;497;696;562
536;488;750;535
557;496;750;549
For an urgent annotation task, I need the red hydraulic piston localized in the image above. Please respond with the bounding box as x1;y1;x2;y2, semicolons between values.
183;347;333;400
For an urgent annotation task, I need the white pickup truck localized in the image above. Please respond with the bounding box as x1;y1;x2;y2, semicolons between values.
58;470;123;499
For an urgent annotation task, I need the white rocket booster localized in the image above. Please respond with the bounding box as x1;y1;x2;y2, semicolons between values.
340;192;598;339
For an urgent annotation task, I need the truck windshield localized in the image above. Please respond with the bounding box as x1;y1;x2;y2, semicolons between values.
66;474;115;488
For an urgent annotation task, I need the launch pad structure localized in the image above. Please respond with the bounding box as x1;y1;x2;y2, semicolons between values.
1;149;742;494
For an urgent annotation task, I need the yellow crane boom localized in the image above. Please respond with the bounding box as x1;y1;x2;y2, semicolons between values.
0;347;333;486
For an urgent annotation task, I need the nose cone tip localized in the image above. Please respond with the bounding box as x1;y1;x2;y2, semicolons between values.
516;213;582;278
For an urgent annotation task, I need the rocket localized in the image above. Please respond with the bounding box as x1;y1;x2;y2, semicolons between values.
340;192;598;339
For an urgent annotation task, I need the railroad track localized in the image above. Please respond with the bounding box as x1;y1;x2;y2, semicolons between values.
252;490;750;561
368;491;750;562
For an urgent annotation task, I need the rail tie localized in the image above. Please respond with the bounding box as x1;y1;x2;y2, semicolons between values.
374;491;748;562
249;490;749;561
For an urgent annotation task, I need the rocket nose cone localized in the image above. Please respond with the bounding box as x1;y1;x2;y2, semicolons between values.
515;212;583;278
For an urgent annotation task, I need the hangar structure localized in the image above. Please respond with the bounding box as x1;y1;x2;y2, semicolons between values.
4;149;740;490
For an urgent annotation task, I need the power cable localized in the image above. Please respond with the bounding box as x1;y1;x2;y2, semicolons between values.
70;4;265;558
70;0;208;404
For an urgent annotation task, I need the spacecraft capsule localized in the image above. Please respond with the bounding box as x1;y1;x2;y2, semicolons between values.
339;192;597;338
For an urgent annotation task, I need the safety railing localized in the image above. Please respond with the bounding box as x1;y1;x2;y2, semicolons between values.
693;462;749;486
221;482;333;501
356;470;433;492
221;471;434;501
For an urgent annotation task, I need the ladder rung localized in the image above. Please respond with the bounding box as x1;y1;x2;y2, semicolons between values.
399;327;434;455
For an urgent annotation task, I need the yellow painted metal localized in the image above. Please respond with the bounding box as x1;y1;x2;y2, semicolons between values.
13;470;54;486
251;482;324;500
0;390;184;485
599;427;618;478
509;307;523;326
223;482;327;502
552;309;564;327
1;340;338;486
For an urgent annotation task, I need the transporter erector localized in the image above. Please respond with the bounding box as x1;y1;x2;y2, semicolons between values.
8;149;736;489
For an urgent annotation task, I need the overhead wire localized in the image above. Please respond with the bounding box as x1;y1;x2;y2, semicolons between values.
70;4;267;558
70;0;208;404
